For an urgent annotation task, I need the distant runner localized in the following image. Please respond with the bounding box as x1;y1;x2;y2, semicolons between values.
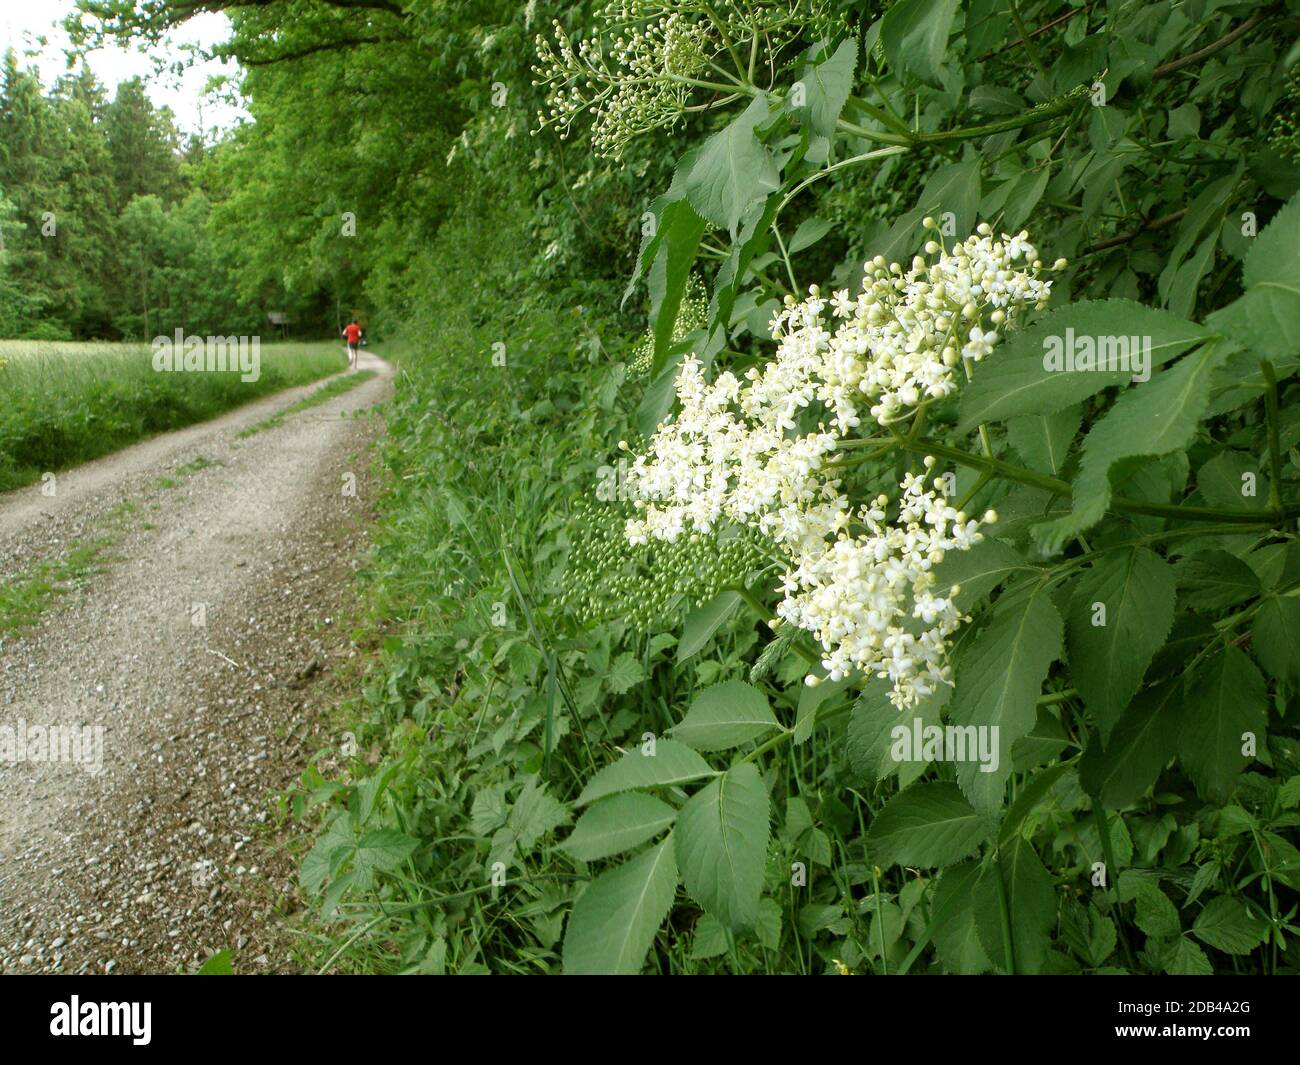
343;319;363;369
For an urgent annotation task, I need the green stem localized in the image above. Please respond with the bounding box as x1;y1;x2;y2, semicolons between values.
1092;802;1137;970
993;852;1017;974
897;437;1294;525
1007;0;1050;82
1261;359;1285;514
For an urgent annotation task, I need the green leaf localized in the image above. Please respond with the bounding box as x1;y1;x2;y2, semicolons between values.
677;590;742;663
865;782;995;868
1179;647;1268;802
1067;547;1176;741
1132;880;1181;939
1192;896;1269;955
675;762;770;931
505;778;570;852
196;949;233;975
974;836;1056;974
880;0;959;87
787;215;832;254
624;195;708;376
562;836;678;975
1079;680;1181;808
1251;594;1300;686
1243;187;1300;291
670;679;779;751
930;537;1039;610
1006;406;1081;476
793;38;857;162
353;828;419;875
1175;549;1260;610
958;300;1209;432
576;738;716;807
1163;936;1213;975
1033;342;1231;553
948;585;1064;810
680;94;780;238
605;651;645;695
562;793;678;863
846;683;945;785
1196;450;1262;510
931;862;993;974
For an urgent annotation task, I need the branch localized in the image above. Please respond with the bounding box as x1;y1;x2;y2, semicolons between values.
1080;208;1187;256
1152;8;1273;78
236;35;398;66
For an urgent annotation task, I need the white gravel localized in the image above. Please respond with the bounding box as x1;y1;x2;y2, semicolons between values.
0;352;393;974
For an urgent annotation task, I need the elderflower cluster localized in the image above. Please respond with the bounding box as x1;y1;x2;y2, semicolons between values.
811;221;1054;426
621;228;1057;706
533;5;711;157
776;469;989;701
532;1;841;157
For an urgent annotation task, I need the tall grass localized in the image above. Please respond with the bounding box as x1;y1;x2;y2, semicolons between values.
0;340;349;491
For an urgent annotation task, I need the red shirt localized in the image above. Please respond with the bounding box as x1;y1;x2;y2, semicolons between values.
344;323;362;343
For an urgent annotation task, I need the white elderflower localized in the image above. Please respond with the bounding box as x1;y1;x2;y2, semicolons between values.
620;227;1046;705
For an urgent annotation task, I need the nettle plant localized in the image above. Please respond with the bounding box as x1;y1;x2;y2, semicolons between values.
535;2;1300;974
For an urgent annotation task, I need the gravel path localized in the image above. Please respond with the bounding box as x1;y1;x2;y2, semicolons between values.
0;351;394;974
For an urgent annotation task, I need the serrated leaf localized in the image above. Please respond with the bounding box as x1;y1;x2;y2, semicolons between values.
846;683;945;785
675;762;770;931
959;300;1209;432
1067;547;1176;741
865;782;995;868
1034;342;1231;553
506;778;570;851
606;651;646;695
1251;594;1300;686
794;38;856;161
562;836;678;975
880;0;959;87
1180;646;1268;802
931;862;993;974
563;793;677;862
1079;680;1182;808
1163;936;1213;975
1196;450;1261;510
576;739;716;807
1192;896;1268;955
353;828;419;875
973;835;1056;974
670;679;778;751
949;585;1064;810
1175;549;1260;610
1133;880;1181;939
677;590;742;663
930;537;1039;610
624;195;708;376
680;94;779;238
1243;188;1300;291
1007;406;1081;475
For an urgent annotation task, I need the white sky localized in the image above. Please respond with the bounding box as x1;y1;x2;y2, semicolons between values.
0;0;249;137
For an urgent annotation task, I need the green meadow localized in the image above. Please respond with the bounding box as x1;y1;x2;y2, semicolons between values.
0;340;347;492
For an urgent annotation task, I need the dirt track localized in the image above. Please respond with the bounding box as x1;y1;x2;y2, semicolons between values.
0;351;393;974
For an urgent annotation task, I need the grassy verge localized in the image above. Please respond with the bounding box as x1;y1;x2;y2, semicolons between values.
237;369;378;439
0;500;137;638
0;340;347;491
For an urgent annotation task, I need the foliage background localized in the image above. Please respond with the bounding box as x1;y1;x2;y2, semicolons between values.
23;0;1300;973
